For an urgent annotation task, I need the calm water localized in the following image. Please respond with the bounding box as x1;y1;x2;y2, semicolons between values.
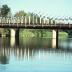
0;37;72;72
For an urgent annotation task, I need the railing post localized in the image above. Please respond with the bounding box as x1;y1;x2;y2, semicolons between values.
11;17;13;25
1;17;3;25
40;17;42;24
2;17;3;24
47;18;49;25
3;17;5;24
45;19;47;25
9;18;11;25
17;17;19;25
19;17;21;25
23;16;24;24
0;17;2;24
0;17;1;24
33;15;34;26
54;20;56;27
6;17;8;24
5;17;7;24
13;17;15;25
29;16;30;26
8;17;10;26
25;16;27;27
44;18;45;24
36;15;38;24
7;18;9;24
20;17;21;24
16;17;18;26
10;17;12;25
21;16;24;24
42;19;44;27
46;18;48;25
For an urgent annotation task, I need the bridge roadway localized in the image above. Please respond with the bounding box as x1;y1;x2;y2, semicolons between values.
0;23;72;29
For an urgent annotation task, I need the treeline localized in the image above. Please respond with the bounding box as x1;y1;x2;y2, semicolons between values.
0;4;51;37
0;4;67;38
0;4;52;23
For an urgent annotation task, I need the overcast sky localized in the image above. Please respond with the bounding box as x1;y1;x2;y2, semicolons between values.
1;0;72;18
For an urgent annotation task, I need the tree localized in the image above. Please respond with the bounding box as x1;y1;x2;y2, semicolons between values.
1;4;10;17
0;7;1;16
14;11;27;17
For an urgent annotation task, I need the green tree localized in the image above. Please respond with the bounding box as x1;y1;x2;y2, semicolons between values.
0;7;1;16
1;4;10;17
14;10;27;17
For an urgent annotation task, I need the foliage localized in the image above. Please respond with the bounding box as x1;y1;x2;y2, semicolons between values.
20;29;35;37
14;11;27;17
1;4;10;17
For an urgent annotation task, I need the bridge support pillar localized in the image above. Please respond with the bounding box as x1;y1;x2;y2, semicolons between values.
10;29;19;47
11;29;16;37
52;30;56;39
10;29;16;47
15;29;19;46
52;30;58;48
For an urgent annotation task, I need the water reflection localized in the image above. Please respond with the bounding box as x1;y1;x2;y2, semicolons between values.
52;38;56;48
0;54;9;64
59;38;72;50
10;37;15;47
0;37;72;64
0;48;9;64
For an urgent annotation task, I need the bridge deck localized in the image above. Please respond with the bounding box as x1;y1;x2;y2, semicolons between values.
0;23;72;29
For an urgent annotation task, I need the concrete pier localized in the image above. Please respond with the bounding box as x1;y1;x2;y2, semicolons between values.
11;29;16;37
52;30;58;48
10;29;19;46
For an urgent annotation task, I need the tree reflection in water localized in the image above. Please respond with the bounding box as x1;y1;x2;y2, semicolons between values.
0;54;9;64
0;37;72;65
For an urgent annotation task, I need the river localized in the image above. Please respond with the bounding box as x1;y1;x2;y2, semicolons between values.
0;37;72;72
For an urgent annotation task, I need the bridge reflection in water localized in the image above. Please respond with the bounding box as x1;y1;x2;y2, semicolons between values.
0;37;72;64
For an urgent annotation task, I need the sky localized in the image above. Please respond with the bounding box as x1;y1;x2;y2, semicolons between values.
0;0;72;18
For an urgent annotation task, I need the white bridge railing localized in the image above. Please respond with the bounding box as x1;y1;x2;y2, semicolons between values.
0;16;50;25
0;16;72;26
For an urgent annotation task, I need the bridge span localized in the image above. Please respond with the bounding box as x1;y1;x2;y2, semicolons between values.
0;23;72;29
0;17;72;49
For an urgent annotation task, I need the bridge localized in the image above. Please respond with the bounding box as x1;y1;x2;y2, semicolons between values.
0;16;72;46
0;17;72;29
0;23;72;29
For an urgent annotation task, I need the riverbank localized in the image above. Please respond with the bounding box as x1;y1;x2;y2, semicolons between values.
19;29;68;38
